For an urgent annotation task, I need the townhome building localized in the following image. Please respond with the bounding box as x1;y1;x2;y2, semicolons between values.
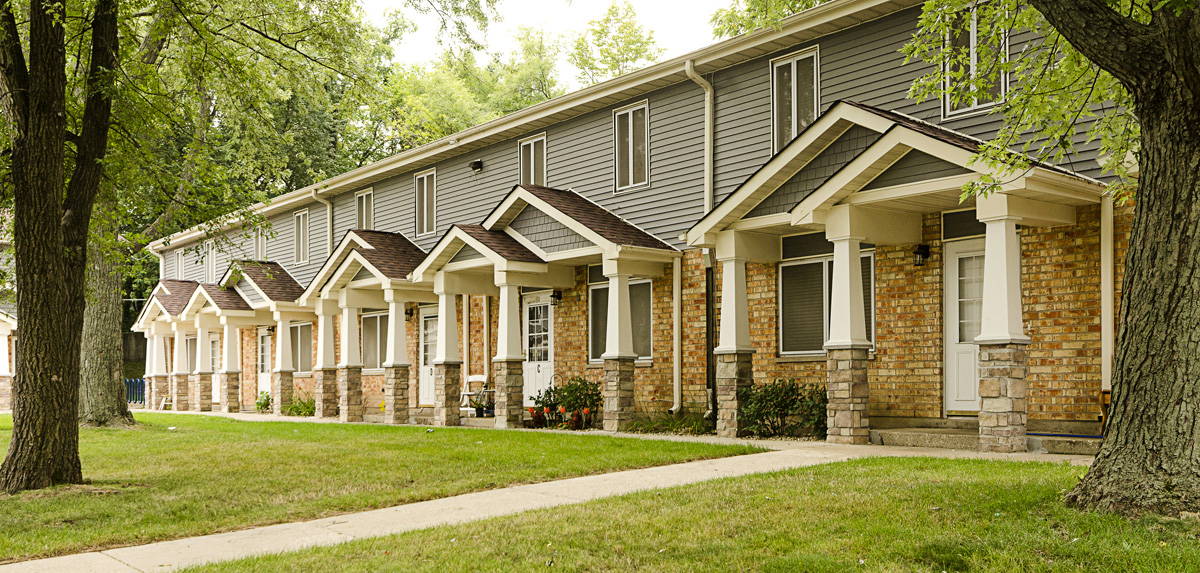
126;0;1128;452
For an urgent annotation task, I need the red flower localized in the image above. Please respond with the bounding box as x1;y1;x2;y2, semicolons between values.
583;408;590;415
528;407;535;414
543;407;550;413
559;406;566;413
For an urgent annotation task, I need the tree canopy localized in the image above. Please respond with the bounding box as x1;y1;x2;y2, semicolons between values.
568;1;664;86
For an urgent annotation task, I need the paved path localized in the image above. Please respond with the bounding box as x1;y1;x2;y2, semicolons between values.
3;414;1092;573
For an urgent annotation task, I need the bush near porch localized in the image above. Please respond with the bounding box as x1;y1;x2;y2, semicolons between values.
187;457;1200;572
0;413;758;563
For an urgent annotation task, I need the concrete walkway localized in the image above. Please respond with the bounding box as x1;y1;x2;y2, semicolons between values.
2;414;1092;573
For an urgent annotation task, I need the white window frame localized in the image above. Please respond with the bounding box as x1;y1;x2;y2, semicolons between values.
203;240;215;283
209;334;220;373
587;278;653;363
253;230;268;260
519;133;547;187
942;4;1008;119
414;169;436;236
175;250;185;280
289;322;313;374
360;312;388;371
293;209;310;265
771;47;820;153
185;336;198;372
777;251;876;356
613;101;650;192
355;189;374;230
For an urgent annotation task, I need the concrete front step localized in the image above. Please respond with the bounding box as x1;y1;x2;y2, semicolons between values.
871;428;1101;455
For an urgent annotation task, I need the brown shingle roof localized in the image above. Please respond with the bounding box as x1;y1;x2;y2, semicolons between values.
456;224;544;263
351;230;428;280
155;279;199;316
519;185;675;251
199;283;252;311
236;261;306;302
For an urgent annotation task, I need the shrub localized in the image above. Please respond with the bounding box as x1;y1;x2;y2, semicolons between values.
557;377;601;415
256;391;272;414
738;379;828;438
284;392;316;417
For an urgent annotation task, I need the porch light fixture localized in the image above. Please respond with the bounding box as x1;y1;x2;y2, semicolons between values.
913;244;931;267
469;159;484;173
404;306;415;319
550;290;563;306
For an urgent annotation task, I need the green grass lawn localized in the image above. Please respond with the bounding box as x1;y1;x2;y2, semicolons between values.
189;457;1200;572
0;412;758;563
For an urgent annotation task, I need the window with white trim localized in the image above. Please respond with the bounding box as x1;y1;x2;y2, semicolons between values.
289;322;313;373
415;170;436;235
209;335;220;372
294;210;309;264
945;4;1005;116
175;250;185;280
587;266;652;361
361;313;389;370
356;190;374;230
185;336;198;372
778;252;875;354
519;134;546;186
203;240;215;283
772;48;819;152
613;102;648;191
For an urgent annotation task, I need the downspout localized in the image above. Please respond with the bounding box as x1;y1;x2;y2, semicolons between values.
311;189;334;254
670;257;682;414
1100;194;1114;391
149;245;165;280
684;59;714;213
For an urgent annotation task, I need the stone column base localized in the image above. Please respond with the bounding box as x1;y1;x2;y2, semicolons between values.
313;368;338;418
383;366;410;425
0;375;11;410
493;359;525;429
170;374;190;412
272;371;294;415
191;373;212;412
978;343;1030;453
826;346;870;445
338;366;363;422
433;362;461;427
715;351;754;438
603;357;635;432
217;372;240;413
147;375;169;410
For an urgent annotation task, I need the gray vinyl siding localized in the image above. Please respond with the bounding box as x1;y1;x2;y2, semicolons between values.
449;244;484;262
863;150;973;190
747;125;881;218
713;6;1106;204
509;206;591;252
352;266;374;281
236;279;265;305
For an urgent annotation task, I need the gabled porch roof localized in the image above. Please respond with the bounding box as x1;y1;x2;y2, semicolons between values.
686;101;1106;246
132;279;199;332
297;229;428;307
179;283;255;321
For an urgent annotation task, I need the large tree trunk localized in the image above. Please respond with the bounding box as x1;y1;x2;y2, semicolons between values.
1065;84;1200;515
79;211;134;427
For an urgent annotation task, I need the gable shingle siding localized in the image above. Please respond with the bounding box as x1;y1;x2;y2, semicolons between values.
508;206;591;253
746;124;882;218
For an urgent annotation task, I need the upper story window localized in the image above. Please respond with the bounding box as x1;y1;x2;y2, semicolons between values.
778;234;875;355
772;48;819;152
356;189;374;230
614;102;648;191
174;250;185;280
293;209;309;265
519;134;546;186
945;5;1005;117
203;240;215;283
415;170;436;236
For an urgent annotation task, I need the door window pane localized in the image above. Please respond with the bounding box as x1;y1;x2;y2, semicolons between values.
958;255;985;343
526;304;549;363
422;316;437;365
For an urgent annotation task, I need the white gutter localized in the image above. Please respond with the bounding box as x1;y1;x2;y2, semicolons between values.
684;60;715;213
311;189;335;254
670;257;682;414
1100;194;1114;390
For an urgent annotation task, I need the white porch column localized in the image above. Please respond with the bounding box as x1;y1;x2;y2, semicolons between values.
714;257;752;353
221;323;240;372
171;325;189;375
825;236;870;349
170;323;191;411
195;324;212;374
274;319;294;372
602;273;636;359
822;205;872;445
151;332;169;376
315;302;337;370
339;306;361;367
0;333;11;376
434;291;459;364
383;293;409;367
495;283;522;361
977;215;1030;344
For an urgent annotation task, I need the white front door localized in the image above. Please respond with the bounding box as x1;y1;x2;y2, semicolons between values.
945;238;985;414
210;336;221;406
419;309;437;406
522;292;553;407
257;331;272;397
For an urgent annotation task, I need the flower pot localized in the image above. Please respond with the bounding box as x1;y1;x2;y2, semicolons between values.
474;407;484;418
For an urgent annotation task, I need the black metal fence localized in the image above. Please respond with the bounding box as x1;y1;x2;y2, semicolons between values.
125;378;146;405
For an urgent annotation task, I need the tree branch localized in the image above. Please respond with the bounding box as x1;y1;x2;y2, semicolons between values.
0;0;29;134
1027;0;1162;86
